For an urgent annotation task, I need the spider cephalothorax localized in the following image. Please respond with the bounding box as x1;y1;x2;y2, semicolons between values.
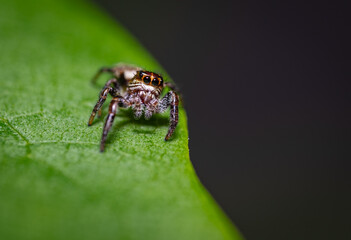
88;64;180;152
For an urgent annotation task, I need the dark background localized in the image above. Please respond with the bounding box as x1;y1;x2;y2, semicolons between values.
94;0;350;239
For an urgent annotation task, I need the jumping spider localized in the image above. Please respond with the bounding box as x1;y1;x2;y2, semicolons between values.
88;64;180;152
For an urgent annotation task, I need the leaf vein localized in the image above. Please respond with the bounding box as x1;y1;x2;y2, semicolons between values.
7;111;46;120
0;117;30;144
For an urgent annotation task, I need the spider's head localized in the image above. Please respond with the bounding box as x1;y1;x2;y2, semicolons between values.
135;70;164;89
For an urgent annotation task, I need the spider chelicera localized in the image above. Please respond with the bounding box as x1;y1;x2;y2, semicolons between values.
88;64;180;152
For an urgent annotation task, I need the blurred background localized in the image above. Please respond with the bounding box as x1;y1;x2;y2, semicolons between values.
94;0;350;239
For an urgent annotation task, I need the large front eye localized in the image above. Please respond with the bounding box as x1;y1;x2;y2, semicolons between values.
152;78;159;86
143;76;151;84
159;77;163;85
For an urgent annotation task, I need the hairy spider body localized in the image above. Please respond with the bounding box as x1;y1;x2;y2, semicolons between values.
88;64;179;152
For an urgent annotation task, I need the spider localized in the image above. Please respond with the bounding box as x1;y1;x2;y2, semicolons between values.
88;63;180;152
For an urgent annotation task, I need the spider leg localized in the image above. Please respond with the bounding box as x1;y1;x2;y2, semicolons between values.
104;78;121;91
164;82;184;105
164;82;179;92
96;78;120;118
91;67;114;85
88;79;120;126
158;91;179;140
100;97;130;152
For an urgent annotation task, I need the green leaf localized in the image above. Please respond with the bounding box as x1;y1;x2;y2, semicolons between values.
0;0;243;239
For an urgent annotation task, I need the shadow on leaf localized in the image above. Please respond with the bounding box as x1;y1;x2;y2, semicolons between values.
103;109;172;145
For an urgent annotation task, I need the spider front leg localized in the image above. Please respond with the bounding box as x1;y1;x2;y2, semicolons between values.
100;97;129;152
88;78;120;126
158;91;180;140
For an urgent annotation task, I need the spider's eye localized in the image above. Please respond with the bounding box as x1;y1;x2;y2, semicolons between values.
143;76;151;84
152;78;159;86
159;77;163;85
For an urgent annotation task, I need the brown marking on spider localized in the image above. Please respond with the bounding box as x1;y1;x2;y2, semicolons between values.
88;63;180;152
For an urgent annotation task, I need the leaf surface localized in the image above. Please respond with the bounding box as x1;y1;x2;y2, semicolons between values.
0;0;243;239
